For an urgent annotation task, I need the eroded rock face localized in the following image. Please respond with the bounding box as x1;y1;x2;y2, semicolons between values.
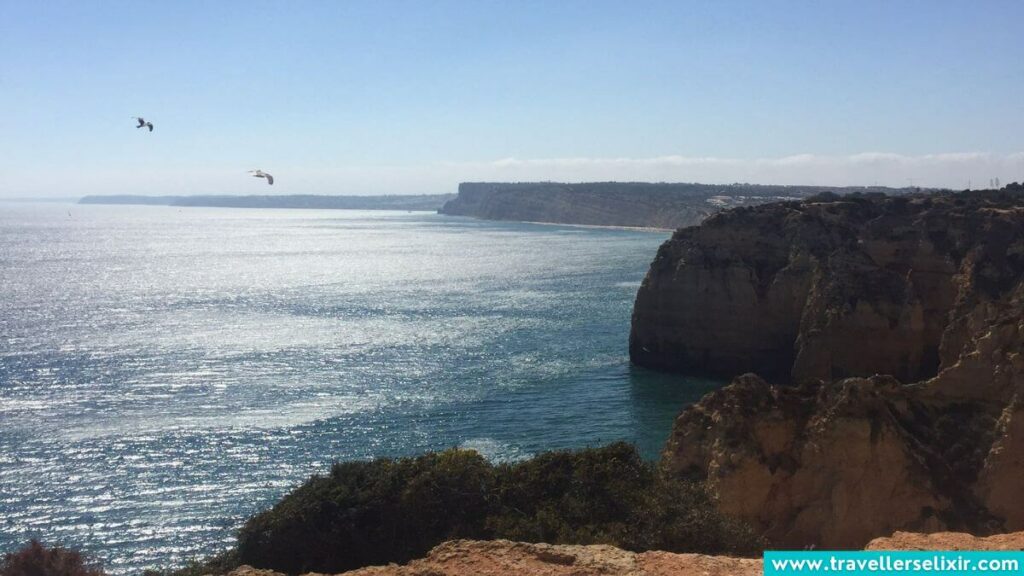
631;192;1024;384
663;374;997;548
646;191;1024;549
974;397;1024;530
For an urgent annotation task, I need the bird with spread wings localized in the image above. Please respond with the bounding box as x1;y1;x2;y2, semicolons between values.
249;169;274;185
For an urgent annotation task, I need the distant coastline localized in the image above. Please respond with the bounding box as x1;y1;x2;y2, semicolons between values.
79;193;455;211
78;182;941;229
438;182;932;229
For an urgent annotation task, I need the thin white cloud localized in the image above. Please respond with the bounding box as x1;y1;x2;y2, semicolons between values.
440;152;1024;190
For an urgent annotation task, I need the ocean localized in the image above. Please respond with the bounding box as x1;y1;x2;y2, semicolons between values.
0;203;720;574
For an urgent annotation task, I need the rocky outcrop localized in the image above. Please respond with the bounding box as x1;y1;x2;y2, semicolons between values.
223;531;1024;576
439;182;902;229
639;190;1024;548
662;373;1005;548
866;530;1024;550
228;540;761;576
631;191;1023;383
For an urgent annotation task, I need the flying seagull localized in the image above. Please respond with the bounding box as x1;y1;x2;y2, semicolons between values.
249;169;274;185
133;117;153;132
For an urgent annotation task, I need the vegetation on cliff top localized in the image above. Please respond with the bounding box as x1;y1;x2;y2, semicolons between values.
1;541;104;576
233;442;760;574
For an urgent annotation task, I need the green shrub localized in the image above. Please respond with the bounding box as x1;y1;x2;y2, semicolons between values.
233;442;761;574
487;442;651;545
237;450;494;573
1;541;103;576
629;477;762;556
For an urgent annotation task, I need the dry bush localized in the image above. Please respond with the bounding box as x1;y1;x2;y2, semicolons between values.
1;540;104;576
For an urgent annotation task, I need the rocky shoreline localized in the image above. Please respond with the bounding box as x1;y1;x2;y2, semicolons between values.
196;188;1024;575
632;188;1024;548
19;188;1021;575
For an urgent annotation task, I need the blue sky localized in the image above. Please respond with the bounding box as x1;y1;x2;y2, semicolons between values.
2;0;1022;196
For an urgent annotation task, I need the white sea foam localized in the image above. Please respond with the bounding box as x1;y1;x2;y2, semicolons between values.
459;438;531;463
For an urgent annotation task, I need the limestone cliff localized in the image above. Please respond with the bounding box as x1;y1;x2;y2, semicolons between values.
631;191;1023;383
633;190;1024;548
438;182;903;229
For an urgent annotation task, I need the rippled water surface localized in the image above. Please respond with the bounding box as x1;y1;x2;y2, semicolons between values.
0;203;720;573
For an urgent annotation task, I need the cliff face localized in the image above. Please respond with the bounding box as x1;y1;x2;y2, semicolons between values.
438;182;893;229
633;191;1024;548
631;192;1023;384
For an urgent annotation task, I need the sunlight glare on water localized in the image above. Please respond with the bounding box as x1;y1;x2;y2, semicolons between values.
0;203;720;573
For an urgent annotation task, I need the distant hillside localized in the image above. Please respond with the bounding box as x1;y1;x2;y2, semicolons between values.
79;194;455;211
439;182;925;229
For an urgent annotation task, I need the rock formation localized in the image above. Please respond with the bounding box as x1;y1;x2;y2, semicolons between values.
226;539;762;576
632;190;1024;548
438;182;910;229
222;531;1024;576
866;530;1024;550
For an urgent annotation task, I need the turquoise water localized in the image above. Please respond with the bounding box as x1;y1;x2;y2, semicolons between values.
0;203;720;574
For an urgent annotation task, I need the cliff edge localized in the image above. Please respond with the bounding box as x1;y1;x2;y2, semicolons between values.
631;189;1024;548
227;539;761;576
224;531;1024;576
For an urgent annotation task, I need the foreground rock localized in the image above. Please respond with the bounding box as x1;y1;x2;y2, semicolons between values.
225;532;1024;576
638;190;1024;548
228;540;761;576
867;531;1024;550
